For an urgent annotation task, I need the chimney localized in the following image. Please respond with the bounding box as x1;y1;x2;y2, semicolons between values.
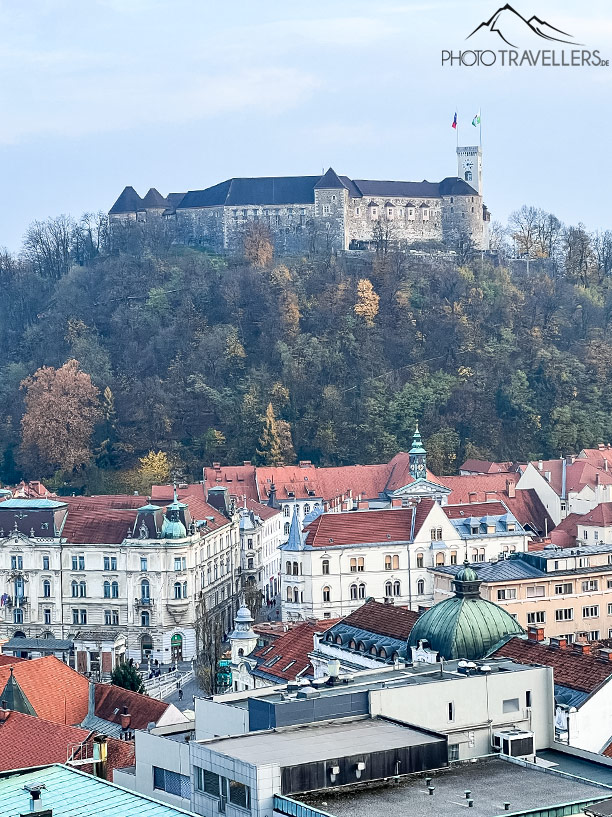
566;455;575;467
120;705;131;730
527;626;545;643
391;498;402;508
22;784;51;817
599;648;612;662
538;460;543;471
0;700;9;723
573;642;593;656
357;500;369;510
549;637;568;650
599;444;606;450
596;473;600;486
92;735;108;779
212;462;221;470
243;460;251;466
506;480;516;499
88;681;96;718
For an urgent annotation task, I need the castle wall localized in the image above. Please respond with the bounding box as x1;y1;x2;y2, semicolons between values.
223;204;317;254
441;193;487;250
343;196;443;248
176;206;226;251
313;188;349;251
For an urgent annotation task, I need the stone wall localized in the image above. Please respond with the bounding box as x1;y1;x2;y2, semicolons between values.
344;196;443;248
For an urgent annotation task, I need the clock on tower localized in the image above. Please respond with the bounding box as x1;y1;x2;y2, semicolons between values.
409;424;427;481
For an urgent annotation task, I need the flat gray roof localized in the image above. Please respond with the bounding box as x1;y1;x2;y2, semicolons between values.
302;757;609;817
197;718;442;767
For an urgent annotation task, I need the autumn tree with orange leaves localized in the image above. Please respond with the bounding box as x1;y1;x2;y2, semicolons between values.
20;360;101;475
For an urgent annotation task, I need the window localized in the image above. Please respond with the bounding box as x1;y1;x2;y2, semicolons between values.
385;555;392;570
449;744;460;761
11;555;23;570
503;698;520;713
44;609;51;625
595;531;599;540
112;610;119;625
527;611;546;624
590;630;600;641
555;608;574;621
448;702;455;721
14;608;23;624
350;583;358;600
526;690;532;708
80;609;87;624
141;579;150;600
79;580;87;597
42;556;49;570
582;580;599;592
103;580;111;598
174;557;182;571
104;556;110;571
304;504;310;515
104;609;112;625
283;506;290;517
72;609;79;625
174;582;182;599
322;559;330;575
284;522;290;536
416;553;424;569
608;603;612;615
583;605;599;618
229;780;251;810
527;585;545;599
555;583;573;595
431;528;443;541
417;579;425;595
579;557;590;568
422;209;429;220
465;171;473;182
140;557;148;572
71;556;78;570
355;207;361;216
292;561;299;576
182;581;187;598
584;530;588;540
78;556;85;570
195;767;220;797
497;588;517;600
450;551;457;565
141;611;150;627
111;581;119;598
286;561;291;575
392;555;399;570
322;204;331;215
323;586;331;603
371;208;378;219
43;579;51;598
393;580;401;596
286;586;293;602
358;583;366;599
154;767;191;799
71;580;79;598
350;558;358;572
435;553;445;567
385;581;392;597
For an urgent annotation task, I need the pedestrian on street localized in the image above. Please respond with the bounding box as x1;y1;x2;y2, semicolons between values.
178;688;183;701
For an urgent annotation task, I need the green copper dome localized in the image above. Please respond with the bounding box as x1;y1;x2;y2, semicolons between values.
409;562;524;660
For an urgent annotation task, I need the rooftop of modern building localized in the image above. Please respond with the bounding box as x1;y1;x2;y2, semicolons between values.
194;716;443;768
300;755;610;817
0;763;193;816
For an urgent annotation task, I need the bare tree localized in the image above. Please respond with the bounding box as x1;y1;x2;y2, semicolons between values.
194;593;225;695
22;214;75;280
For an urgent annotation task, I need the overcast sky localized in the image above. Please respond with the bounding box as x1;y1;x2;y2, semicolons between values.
1;0;610;250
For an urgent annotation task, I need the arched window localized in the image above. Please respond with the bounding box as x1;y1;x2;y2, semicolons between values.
323;586;331;603
292;561;299;576
71;580;78;598
293;586;299;603
174;582;182;599
182;581;188;598
392;555;399;570
283;506;290;518
322;559;330;575
384;555;392;570
247;557;254;569
111;580;119;598
357;641;366;652
286;561;291;575
335;635;343;645
43;579;51;598
304;504;310;514
393;580;401;596
350;583;358;600
284;522;290;536
380;647;388;659
103;580;111;598
358;583;366;599
465;170;473;181
141;611;150;627
79;580;87;597
436;552;445;567
385;581;392;597
416;552;424;569
349;639;356;650
370;645;378;655
417;579;425;595
140;579;149;600
286;586;293;602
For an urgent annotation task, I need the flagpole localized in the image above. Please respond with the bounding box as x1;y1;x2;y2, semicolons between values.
456;104;459;150
480;106;482;148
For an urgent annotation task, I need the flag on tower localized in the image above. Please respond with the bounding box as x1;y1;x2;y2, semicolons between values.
472;110;481;127
452;111;457;129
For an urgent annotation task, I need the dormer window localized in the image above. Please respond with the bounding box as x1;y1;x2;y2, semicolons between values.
471;525;479;535
507;523;516;532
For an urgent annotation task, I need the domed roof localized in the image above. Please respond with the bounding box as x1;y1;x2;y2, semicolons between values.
409;561;524;660
161;517;187;538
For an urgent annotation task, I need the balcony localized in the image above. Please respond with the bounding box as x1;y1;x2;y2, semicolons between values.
5;596;28;607
134;597;155;608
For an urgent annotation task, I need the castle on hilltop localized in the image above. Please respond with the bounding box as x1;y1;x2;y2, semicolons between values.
109;146;490;253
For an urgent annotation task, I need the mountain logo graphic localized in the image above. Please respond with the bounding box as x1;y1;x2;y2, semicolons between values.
467;4;582;48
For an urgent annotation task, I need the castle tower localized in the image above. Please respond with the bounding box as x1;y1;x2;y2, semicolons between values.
456;146;482;195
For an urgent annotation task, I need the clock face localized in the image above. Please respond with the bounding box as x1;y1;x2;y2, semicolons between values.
464;159;473;170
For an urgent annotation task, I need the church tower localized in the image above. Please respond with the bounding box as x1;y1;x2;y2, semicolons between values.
409;424;427;481
456;145;482;195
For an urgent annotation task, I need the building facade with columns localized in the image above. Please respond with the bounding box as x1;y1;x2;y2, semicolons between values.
0;489;240;671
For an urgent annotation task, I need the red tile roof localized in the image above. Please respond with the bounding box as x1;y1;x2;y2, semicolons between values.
530;460;566;495
384;452;439;492
550;513;582;548
491;637;612;694
579;447;612;470
202;467;259;503
444;500;509;519
0;709;90;771
337;600;420;640
303;508;417;548
151;483;208;503
256;462;393;503
580;503;612;527
567;461;612;493
245;498;280;521
0;655;25;667
61;507;138;544
64;495;145;509
94;683;171;730
253;620;340;681
12;480;56;499
459;460;517;474
0;656;89;725
180;493;229;531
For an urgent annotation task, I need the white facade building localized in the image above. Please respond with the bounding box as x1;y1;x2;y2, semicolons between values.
238;499;282;603
0;490;240;670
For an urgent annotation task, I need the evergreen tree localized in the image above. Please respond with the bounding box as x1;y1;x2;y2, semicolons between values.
111;662;145;693
256;403;284;466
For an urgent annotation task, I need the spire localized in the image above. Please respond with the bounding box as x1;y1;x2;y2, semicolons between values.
410;423;426;455
409;422;427;480
284;505;304;551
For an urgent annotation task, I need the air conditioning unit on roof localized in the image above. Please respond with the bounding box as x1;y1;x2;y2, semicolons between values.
492;729;534;761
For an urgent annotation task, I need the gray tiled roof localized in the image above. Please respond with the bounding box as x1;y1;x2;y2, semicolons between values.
433;560;547;581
